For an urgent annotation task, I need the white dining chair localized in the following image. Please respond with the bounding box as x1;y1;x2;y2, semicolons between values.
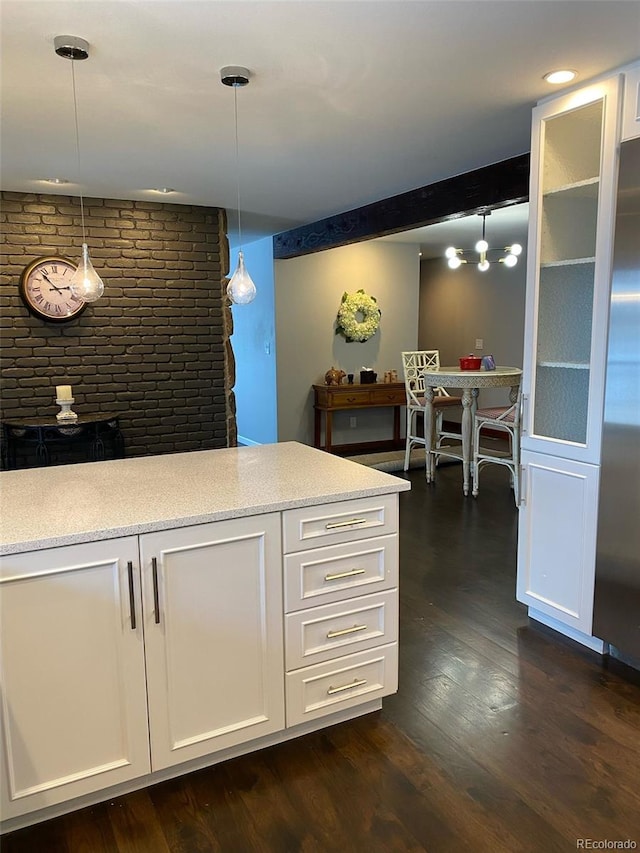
401;350;462;471
471;383;522;505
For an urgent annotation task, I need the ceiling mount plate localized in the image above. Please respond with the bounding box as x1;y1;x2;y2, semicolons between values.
54;35;90;61
220;66;250;87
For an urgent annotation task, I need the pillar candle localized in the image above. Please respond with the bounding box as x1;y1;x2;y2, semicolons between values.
56;385;73;401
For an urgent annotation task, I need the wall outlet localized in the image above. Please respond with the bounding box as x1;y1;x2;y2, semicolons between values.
475;338;484;350
349;417;357;428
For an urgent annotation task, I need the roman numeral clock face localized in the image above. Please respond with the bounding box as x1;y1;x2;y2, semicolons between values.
19;256;88;323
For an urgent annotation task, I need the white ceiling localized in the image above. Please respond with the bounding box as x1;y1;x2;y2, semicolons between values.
1;1;639;252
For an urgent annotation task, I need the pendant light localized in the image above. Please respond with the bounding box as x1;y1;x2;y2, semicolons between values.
445;211;522;272
54;35;104;302
221;66;257;305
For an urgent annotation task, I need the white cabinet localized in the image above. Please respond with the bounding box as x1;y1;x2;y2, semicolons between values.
139;515;284;771
0;538;150;820
621;61;640;141
1;514;283;822
517;451;600;636
282;497;399;727
517;73;623;645
521;76;621;464
1;496;401;828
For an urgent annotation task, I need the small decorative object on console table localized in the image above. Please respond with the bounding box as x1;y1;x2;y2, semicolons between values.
324;366;346;386
360;368;377;384
55;385;77;422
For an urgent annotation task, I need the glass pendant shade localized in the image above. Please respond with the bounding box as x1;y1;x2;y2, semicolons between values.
69;243;105;302
227;251;257;305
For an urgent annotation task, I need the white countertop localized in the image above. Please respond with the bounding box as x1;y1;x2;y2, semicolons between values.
0;442;410;555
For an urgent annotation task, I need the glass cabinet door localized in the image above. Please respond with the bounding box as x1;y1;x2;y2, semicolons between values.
522;77;621;463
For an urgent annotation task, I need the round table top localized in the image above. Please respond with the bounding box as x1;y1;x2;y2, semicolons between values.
422;365;522;388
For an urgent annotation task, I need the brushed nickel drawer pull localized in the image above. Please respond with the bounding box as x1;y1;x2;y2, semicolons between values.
327;623;368;639
324;568;366;582
327;677;367;695
325;517;367;530
152;557;161;625
127;561;136;630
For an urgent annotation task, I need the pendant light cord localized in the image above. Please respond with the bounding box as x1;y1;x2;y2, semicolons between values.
70;57;87;245
233;83;243;250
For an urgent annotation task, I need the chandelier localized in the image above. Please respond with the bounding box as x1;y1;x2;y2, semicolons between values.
445;211;522;272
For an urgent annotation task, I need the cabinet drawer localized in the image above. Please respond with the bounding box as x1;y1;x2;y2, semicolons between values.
284;534;397;612
285;590;397;670
333;390;372;406
283;495;398;553
372;389;405;405
285;643;398;727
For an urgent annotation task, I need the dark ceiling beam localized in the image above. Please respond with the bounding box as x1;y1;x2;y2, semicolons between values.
273;152;530;260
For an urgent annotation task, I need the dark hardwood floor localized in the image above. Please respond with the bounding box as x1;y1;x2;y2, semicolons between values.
4;462;640;852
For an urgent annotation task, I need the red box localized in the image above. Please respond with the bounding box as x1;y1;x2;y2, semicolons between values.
459;356;482;370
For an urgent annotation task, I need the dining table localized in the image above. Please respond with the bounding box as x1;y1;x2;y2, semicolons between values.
422;365;522;495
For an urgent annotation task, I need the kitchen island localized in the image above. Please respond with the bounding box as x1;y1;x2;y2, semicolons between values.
0;442;409;831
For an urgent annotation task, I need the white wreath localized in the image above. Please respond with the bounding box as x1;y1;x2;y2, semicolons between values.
336;289;381;343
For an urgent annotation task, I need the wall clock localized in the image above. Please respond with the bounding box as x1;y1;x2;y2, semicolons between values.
19;256;87;322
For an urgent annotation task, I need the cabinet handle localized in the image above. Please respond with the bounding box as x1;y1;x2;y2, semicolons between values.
327;677;367;695
152;557;161;624
325;517;367;530
324;568;366;582
520;393;528;435
519;465;527;506
127;561;136;630
327;623;368;639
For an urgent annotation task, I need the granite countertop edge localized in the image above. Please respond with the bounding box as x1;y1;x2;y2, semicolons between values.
0;442;411;556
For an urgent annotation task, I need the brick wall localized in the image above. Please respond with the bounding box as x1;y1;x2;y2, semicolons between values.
0;191;236;462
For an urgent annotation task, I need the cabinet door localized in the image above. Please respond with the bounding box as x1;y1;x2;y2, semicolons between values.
517;450;600;635
621;62;640;141
0;538;150;820
521;76;621;463
140;514;284;771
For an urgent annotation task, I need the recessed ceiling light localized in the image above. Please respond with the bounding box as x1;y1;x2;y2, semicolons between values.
152;187;175;194
543;69;577;85
42;177;70;185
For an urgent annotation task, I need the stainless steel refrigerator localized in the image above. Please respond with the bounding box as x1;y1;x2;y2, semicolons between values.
592;135;640;668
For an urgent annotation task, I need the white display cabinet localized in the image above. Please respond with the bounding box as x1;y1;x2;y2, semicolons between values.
517;73;622;643
521;77;621;463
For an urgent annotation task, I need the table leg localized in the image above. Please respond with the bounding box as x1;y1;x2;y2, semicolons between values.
314;408;321;448
393;404;400;445
424;385;435;482
461;388;474;496
325;411;333;453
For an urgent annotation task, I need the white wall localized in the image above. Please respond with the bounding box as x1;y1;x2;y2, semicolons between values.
418;255;526;409
231;237;277;446
275;241;421;447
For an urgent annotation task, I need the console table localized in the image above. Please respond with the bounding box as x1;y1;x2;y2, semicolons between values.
313;382;406;454
1;413;125;470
